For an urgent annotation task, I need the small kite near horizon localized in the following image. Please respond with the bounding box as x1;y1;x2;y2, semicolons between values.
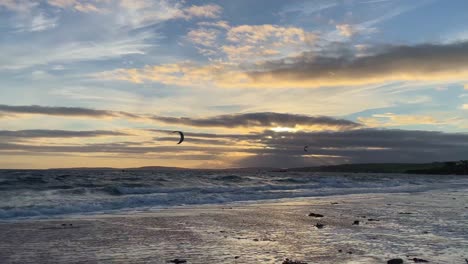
304;145;308;152
173;131;184;144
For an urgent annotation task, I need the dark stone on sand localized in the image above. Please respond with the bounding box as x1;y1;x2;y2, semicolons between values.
234;256;239;259
353;220;360;225
283;258;308;264
338;249;342;253
315;223;324;229
347;251;353;254
331;202;339;205
308;213;324;217
412;258;429;262
169;259;187;264
399;212;413;215
253;238;259;241
387;258;404;264
422;231;429;234
62;223;66;226
368;218;380;221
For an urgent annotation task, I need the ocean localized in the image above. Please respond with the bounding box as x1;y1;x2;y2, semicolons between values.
0;169;467;220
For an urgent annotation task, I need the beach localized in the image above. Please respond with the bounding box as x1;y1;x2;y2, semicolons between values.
1;182;467;264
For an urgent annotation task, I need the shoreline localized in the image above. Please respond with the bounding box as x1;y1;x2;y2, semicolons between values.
1;191;467;263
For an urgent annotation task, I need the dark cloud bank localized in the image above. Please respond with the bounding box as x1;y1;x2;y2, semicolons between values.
248;41;468;85
1;128;467;168
150;112;361;129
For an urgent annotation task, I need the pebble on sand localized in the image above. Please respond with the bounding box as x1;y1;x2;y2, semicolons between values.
353;220;360;225
387;258;404;264
315;223;325;229
169;259;187;264
282;258;308;264
308;213;324;217
411;258;429;263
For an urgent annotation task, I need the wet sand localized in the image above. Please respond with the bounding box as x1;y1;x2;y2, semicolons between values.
0;190;467;264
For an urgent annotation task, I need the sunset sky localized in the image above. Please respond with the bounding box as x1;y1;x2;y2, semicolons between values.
1;0;468;169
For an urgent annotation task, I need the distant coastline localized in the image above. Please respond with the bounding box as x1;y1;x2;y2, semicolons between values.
289;161;468;175
2;161;467;175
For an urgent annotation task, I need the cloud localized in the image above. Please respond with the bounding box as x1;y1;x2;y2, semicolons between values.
234;129;468;167
12;12;58;32
463;104;468;110
150;112;361;130
0;104;136;119
246;41;468;88
0;32;153;70
334;23;376;39
185;22;317;61
1;128;467;168
336;24;356;37
98;41;468;89
48;0;103;13
94;61;238;86
223;24;317;61
0;104;360;131
464;84;468;90
181;4;221;19
358;113;443;127
0;130;129;138
0;0;36;13
197;20;230;30
187;28;220;47
28;13;58;31
117;1;222;28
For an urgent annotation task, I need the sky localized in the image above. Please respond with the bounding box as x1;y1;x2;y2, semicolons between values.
1;0;468;169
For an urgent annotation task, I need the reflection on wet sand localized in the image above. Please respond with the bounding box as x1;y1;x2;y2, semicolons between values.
0;190;467;263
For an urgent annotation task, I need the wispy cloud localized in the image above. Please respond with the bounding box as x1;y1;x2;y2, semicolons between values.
0;104;137;119
13;12;58;32
0;32;153;70
0;129;129;138
47;0;105;13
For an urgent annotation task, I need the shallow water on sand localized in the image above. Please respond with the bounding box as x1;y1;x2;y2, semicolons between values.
0;189;467;264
